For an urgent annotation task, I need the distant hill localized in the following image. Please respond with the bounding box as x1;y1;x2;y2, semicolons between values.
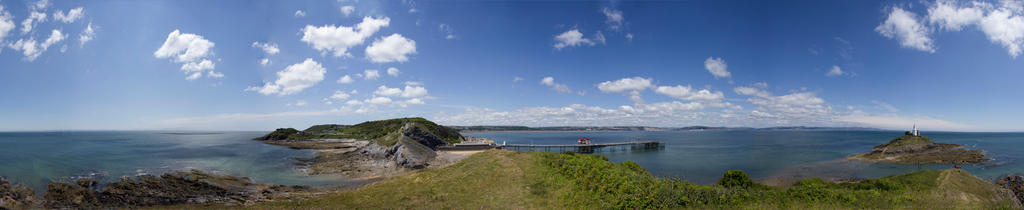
449;125;880;132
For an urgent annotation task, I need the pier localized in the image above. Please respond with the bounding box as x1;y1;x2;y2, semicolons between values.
499;141;664;153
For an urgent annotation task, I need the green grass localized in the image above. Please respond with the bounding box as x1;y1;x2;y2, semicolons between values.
170;150;1018;209
882;135;935;147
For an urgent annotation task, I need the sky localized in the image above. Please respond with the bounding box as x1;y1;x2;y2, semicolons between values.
1;0;1023;132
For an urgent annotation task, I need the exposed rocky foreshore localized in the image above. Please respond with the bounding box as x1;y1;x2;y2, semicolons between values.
0;169;317;209
848;133;988;164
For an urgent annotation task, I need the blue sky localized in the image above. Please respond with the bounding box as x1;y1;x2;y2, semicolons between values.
1;0;1023;131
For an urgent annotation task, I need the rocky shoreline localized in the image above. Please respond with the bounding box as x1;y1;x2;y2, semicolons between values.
847;134;989;164
0;169;322;209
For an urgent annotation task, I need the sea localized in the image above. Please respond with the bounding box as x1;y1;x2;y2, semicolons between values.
1;130;1021;191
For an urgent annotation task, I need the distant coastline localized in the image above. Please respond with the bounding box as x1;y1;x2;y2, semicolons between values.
451;125;883;133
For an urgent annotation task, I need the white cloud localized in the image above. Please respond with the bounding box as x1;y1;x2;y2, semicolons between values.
181;59;214;72
330;90;351;100
439;23;455;40
654;85;725;101
876;7;936;53
245;58;326;96
825;65;845;77
153;30;219;79
294;10;307;17
185;72;202;80
540;76;571;93
513;76;523;82
301;16;389;57
594;31;607;45
8;29;65;61
79;22;95;46
337;75;354;84
20;11;46;34
154;30;215;63
365;33;417;63
927;1;983;31
602;7;624;31
0;6;13;44
367;96;392;104
871;100;900;112
289;100;308;107
32;0;50;11
386;67;400;76
733;86;771;98
374;85;428;98
251;42;279;55
404;81;423;86
207;71;224;78
596;77;652;93
53;7;84;23
704;57;731;79
260;58;270;66
978;8;1024;58
363;69;380;80
341;6;355;17
625;33;634;42
553;29;595;50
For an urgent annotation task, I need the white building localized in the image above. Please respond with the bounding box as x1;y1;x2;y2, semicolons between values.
911;124;920;136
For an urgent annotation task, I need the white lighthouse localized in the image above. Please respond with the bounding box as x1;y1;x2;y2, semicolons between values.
911;124;920;136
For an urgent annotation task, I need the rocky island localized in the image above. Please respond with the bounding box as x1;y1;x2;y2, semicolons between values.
848;128;988;164
254;117;467;179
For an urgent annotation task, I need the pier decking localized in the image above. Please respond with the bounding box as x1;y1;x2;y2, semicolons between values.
499;141;664;153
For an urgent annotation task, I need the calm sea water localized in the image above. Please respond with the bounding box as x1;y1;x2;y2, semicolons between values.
1;130;1020;191
0;131;351;191
469;130;1024;185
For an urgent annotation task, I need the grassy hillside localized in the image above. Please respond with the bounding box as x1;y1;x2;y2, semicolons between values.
190;150;1018;209
256;117;463;147
881;135;935;148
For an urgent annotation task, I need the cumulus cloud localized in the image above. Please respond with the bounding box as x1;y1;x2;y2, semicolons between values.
341;6;355;17
553;29;595;50
330;90;351;100
978;7;1024;58
602;7;624;31
374;85;428;98
53;7;84;23
153;30;221;80
927;1;983;31
876;7;936;53
20;11;46;34
294;10;306;18
79;22;95;46
596;77;652;93
540;76;572;93
0;6;13;44
365;33;417;63
654;85;725;101
301;16;389;57
245;58;326;96
363;69;380;80
387;67;400;76
8;29;65;61
825;65;846;77
704;57;731;79
513;76;523;82
251;42;279;55
337;75;354;84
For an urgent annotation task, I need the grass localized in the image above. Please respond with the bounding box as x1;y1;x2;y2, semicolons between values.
882;135;935;147
165;150;1019;209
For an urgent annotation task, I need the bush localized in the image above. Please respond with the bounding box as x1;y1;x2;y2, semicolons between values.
717;170;758;188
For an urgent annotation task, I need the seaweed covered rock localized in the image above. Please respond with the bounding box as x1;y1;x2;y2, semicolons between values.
0;176;35;209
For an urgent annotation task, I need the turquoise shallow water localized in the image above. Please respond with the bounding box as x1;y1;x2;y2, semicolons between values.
0;131;351;191
469;130;1024;185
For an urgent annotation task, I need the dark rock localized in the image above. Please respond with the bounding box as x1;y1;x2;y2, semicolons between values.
0;176;35;209
997;175;1024;205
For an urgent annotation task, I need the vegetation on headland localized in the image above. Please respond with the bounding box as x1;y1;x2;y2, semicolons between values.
850;134;989;164
256;117;463;147
220;150;1018;209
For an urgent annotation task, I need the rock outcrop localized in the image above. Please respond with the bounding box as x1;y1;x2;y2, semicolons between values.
998;175;1024;206
848;134;988;164
0;177;35;209
2;170;311;209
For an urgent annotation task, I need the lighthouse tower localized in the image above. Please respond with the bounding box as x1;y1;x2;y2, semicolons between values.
912;124;920;136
